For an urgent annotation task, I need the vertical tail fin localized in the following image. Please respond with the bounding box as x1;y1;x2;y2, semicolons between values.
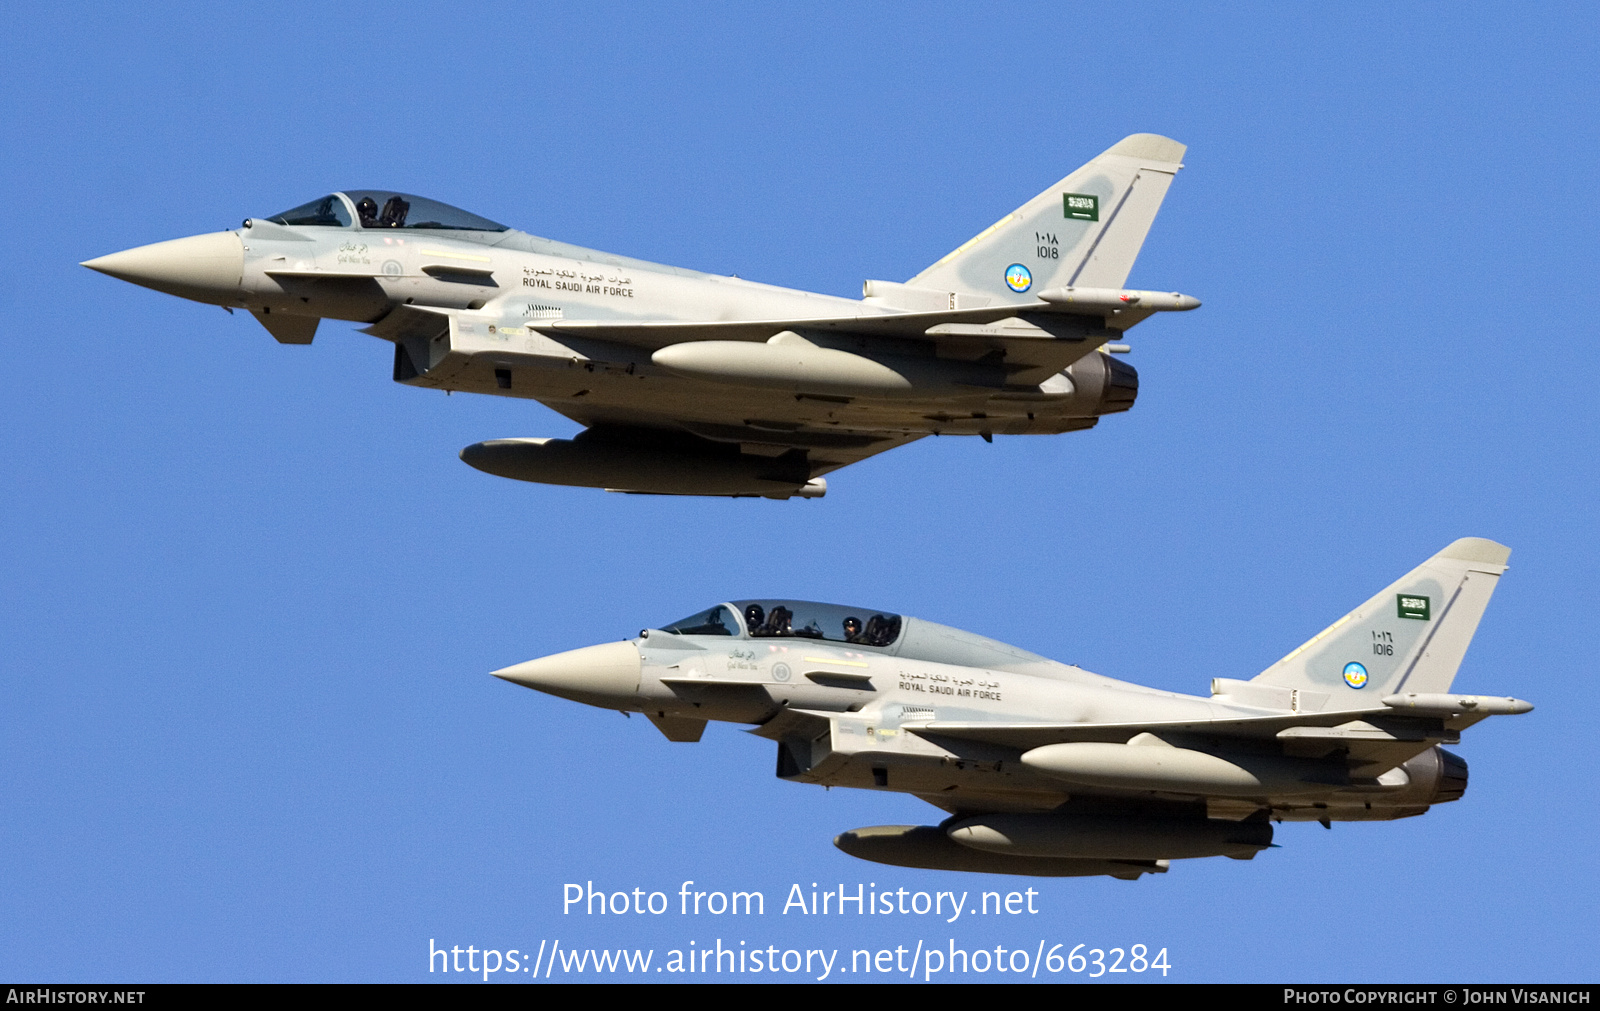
907;133;1186;301
1254;538;1511;699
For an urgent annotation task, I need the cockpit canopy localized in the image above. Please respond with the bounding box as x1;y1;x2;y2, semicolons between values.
267;191;507;232
659;600;903;648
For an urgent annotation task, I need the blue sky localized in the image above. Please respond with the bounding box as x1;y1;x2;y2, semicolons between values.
3;2;1597;983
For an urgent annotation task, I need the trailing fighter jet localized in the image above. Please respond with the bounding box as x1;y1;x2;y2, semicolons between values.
493;539;1528;878
82;135;1198;498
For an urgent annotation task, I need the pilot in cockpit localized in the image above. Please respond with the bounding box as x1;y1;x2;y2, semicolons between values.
356;196;379;228
743;603;765;634
843;616;863;642
761;606;793;637
378;195;409;228
863;615;888;646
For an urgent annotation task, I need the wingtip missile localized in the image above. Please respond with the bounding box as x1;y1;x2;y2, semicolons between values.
1035;286;1201;312
1382;693;1534;716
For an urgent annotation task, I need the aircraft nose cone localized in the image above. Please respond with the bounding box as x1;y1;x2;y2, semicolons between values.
492;641;642;706
82;231;244;305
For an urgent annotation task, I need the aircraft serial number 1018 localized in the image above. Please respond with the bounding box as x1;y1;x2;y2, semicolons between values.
84;135;1198;498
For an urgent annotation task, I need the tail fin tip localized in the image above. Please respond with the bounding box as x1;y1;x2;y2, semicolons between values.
1440;537;1511;567
1106;133;1187;164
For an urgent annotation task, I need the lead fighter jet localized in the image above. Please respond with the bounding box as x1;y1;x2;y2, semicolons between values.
83;135;1198;498
494;539;1529;878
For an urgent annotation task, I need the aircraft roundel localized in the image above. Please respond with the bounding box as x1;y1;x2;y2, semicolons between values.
1004;263;1033;292
1342;661;1369;689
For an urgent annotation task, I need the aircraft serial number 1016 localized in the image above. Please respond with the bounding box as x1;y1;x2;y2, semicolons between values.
494;539;1528;878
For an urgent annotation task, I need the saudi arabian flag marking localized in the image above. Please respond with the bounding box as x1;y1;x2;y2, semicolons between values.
1063;193;1099;221
1397;594;1431;620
